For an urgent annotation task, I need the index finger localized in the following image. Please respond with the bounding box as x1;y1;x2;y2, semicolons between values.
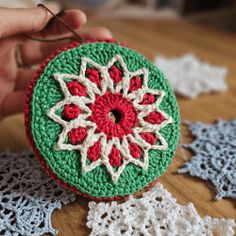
0;4;58;39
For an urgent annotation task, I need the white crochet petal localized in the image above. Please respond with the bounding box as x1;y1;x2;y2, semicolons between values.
87;183;235;236
79;57;104;95
104;54;129;95
124;68;149;99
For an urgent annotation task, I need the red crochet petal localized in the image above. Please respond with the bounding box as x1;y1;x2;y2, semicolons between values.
129;142;142;159
144;112;165;124
129;76;142;92
109;147;122;167
69;127;87;145
66;81;86;96
24;39;164;200
85;68;102;86
140;132;157;145
62;104;80;120
140;94;156;105
109;65;123;84
87;141;102;162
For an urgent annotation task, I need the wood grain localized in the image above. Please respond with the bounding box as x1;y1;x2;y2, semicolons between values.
0;19;235;235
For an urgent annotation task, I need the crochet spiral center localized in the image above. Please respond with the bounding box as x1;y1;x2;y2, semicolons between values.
90;92;138;139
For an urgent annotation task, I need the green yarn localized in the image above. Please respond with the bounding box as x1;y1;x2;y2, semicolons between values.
30;42;180;198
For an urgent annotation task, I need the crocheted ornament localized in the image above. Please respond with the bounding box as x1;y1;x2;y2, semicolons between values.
25;40;180;199
87;183;236;236
178;119;236;200
155;54;227;98
0;151;76;236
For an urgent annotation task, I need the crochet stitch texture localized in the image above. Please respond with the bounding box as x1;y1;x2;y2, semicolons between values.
178;119;236;200
87;183;235;236
0;151;76;236
25;41;180;198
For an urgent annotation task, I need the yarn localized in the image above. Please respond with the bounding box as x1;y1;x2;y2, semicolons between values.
178;119;236;200
87;183;235;236
25;41;180;199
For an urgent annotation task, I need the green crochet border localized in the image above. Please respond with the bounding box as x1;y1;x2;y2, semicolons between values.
30;42;180;198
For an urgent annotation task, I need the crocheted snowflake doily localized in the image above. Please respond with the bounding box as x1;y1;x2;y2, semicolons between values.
154;54;227;98
87;183;235;236
25;41;180;199
178;119;236;200
0;150;76;236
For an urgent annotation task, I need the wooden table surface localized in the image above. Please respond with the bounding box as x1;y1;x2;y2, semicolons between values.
0;19;235;235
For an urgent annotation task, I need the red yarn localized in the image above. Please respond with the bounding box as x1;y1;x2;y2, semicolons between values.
129;143;142;159
144;112;165;124
85;38;117;44
62;104;80;120
86;68;102;86
69;127;87;144
109;147;122;167
109;65;123;84
66;81;86;96
140;132;157;145
140;94;156;105
87;141;101;162
90;92;138;139
129;76;142;92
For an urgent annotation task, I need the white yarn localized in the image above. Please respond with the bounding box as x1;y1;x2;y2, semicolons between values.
47;55;173;183
154;54;227;98
87;183;236;236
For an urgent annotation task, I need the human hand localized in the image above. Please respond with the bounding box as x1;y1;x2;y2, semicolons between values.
0;4;112;118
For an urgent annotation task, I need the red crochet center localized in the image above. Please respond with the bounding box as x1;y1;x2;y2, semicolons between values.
90;92;138;138
24;39;161;200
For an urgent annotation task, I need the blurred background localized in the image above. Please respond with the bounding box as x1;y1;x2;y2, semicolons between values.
1;0;236;32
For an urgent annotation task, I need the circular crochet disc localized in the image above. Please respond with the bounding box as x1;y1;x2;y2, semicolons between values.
25;41;180;200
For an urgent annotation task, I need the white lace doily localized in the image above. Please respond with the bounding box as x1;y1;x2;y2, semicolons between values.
154;54;227;98
87;183;235;236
